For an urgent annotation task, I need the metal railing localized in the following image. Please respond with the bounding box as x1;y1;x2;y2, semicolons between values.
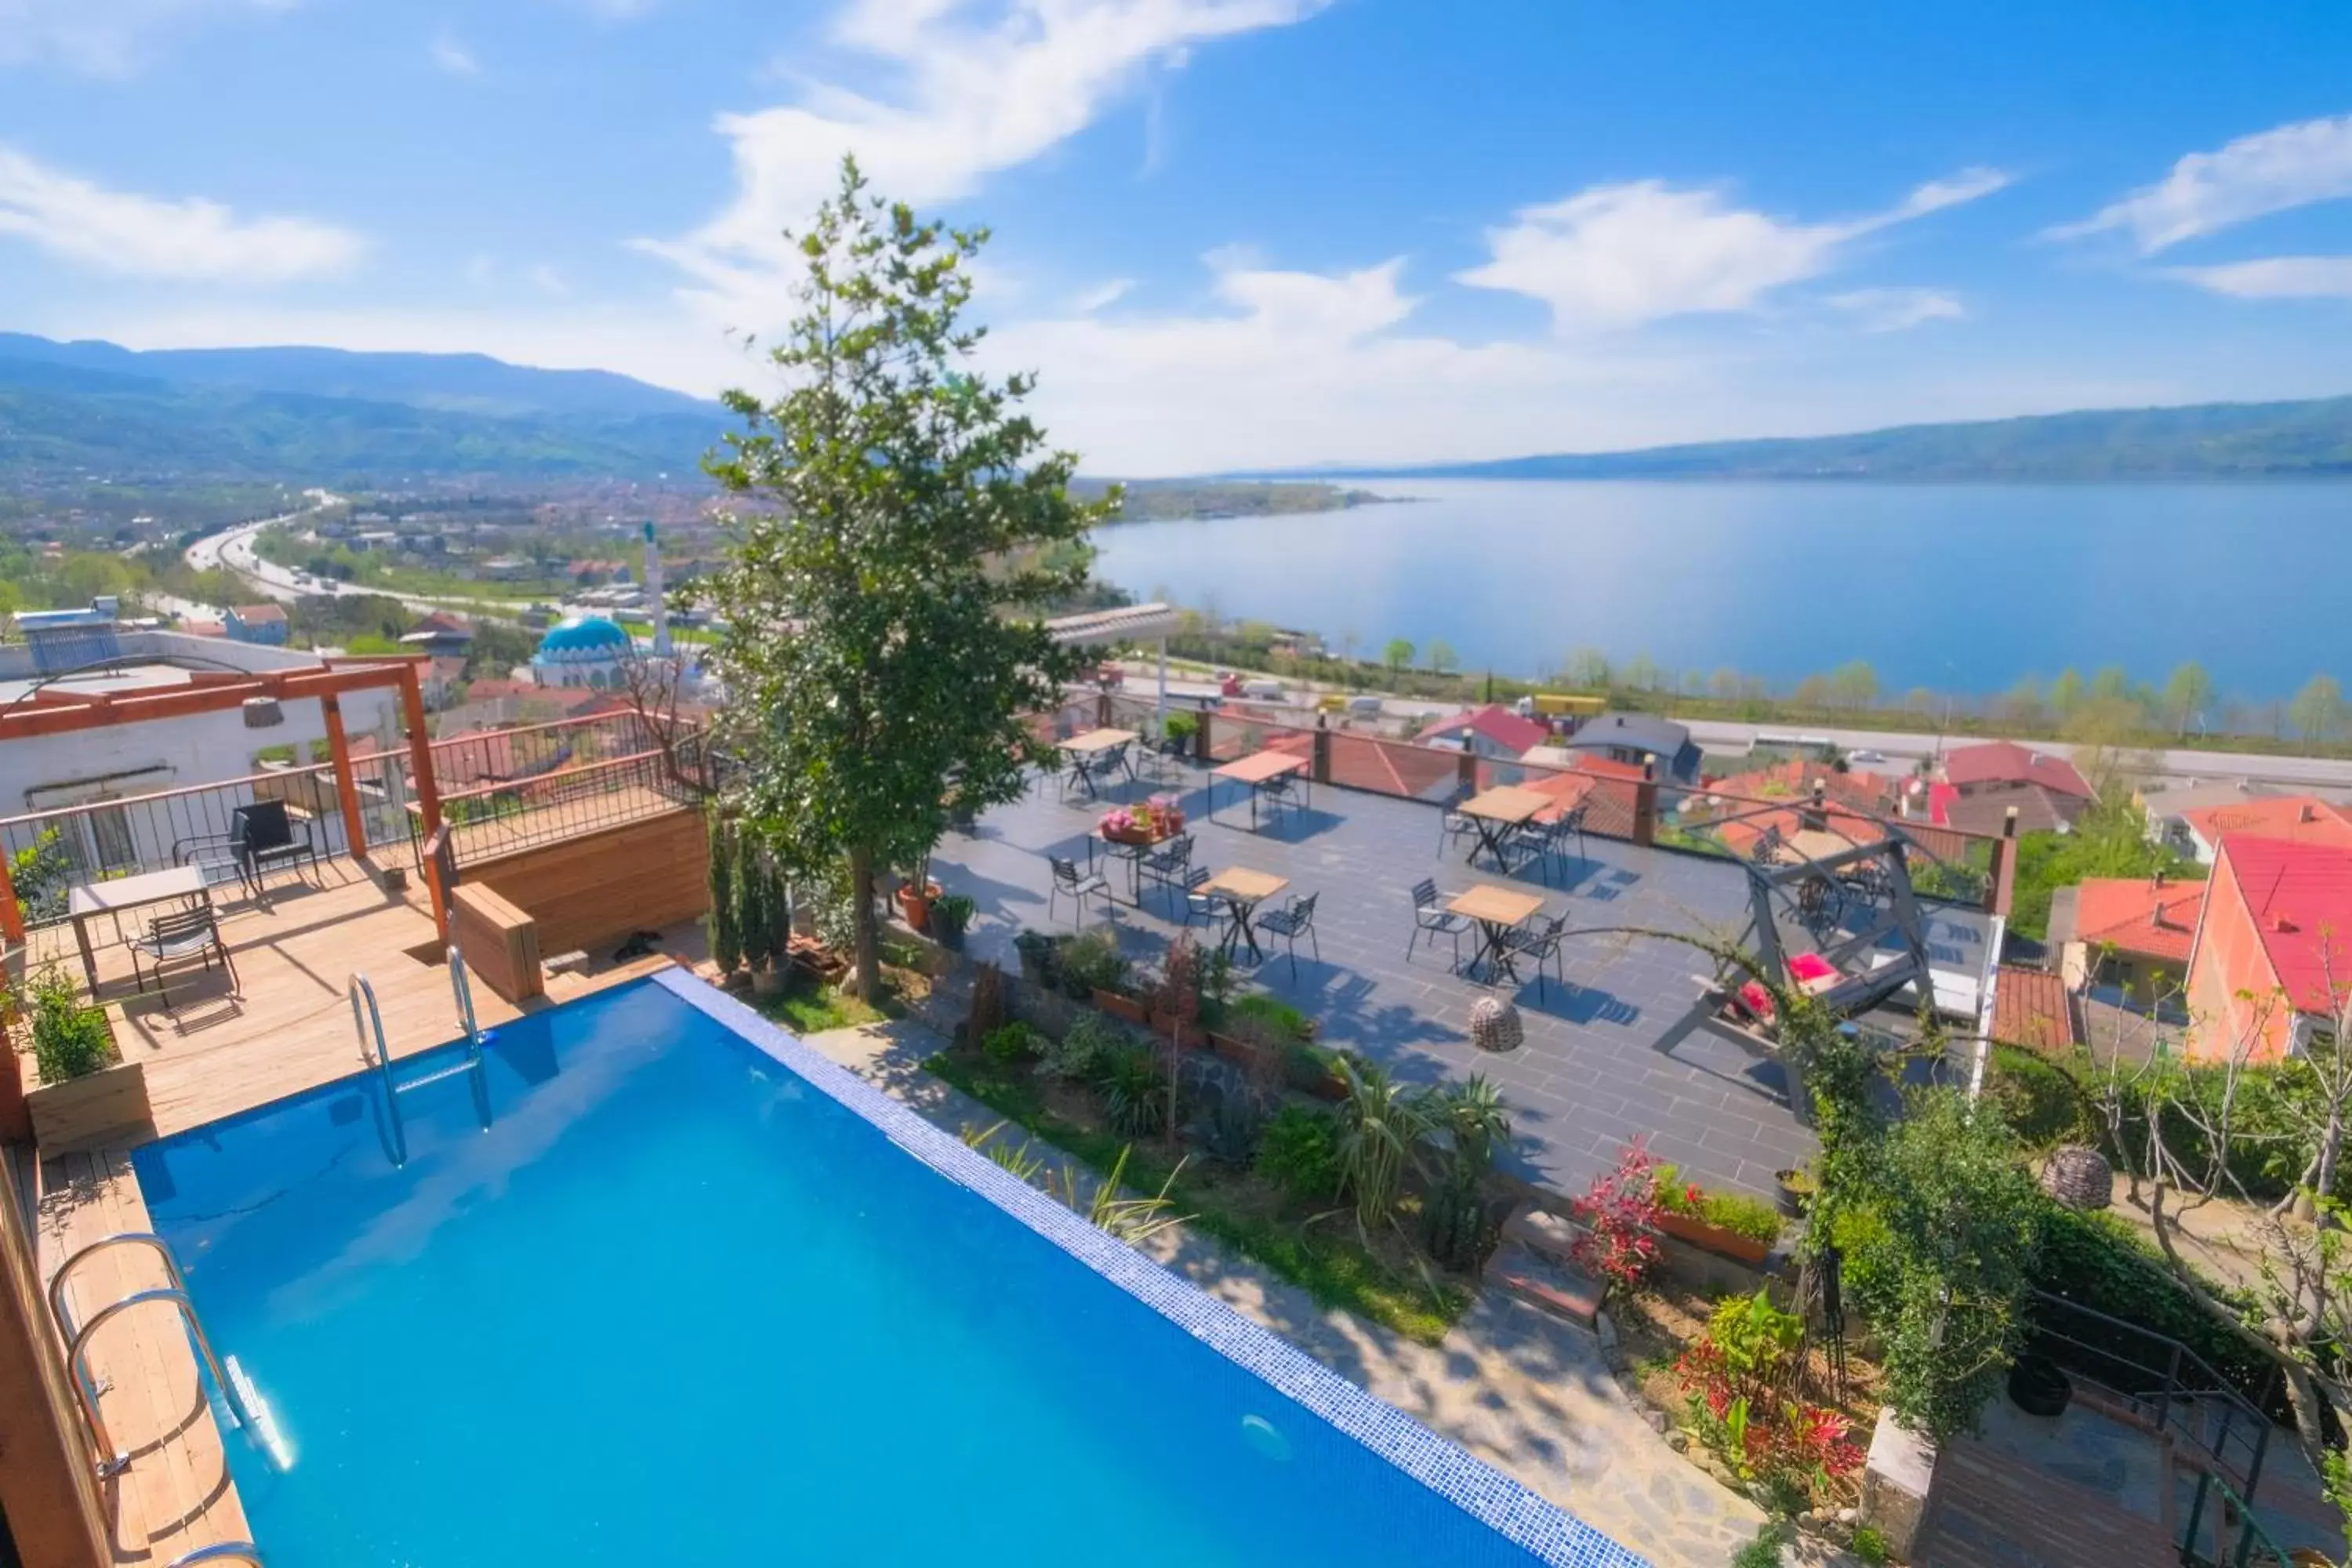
1;763;409;931
2180;1469;2296;1567
169;1547;267;1567
45;1231;252;1475
410;739;708;869
2030;1288;2277;1505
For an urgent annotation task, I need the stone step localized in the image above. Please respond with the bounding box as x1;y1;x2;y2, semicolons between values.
1485;1238;1604;1330
1501;1200;1588;1267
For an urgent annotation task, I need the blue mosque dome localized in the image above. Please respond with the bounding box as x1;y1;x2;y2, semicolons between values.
535;615;631;662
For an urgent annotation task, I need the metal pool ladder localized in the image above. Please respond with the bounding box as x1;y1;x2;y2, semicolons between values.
169;1545;267;1566
46;1232;256;1477
348;949;493;1169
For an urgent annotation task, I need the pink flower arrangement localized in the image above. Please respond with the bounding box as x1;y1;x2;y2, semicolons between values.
1101;808;1138;835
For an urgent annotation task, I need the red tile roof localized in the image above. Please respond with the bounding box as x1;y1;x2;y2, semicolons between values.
1571;755;1647;782
2072;877;2206;963
1708;758;1896;811
1303;732;1461;799
1942;741;2094;800
2216;836;2352;1015
230;602;288;623
1992;965;2077;1052
2182;796;2352;851
1420;704;1549;756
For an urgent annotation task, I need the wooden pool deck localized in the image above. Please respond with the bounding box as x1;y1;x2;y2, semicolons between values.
20;855;673;1563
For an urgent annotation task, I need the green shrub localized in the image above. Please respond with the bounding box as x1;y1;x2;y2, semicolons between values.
1283;1041;1343;1095
1730;1523;1787;1568
1849;1524;1889;1566
1042;1012;1120;1083
1093;1044;1166;1138
1229;993;1312;1042
1256;1105;1342;1202
1984;1045;2100;1151
27;970;111;1084
1058;931;1129;998
982;1022;1037;1065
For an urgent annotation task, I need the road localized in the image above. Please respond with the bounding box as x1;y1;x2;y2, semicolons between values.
183;495;542;621
1111;665;2352;793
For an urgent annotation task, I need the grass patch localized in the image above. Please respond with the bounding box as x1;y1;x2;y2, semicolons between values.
926;1049;1467;1343
755;967;912;1036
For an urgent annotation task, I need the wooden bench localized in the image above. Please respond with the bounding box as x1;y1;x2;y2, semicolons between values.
452;884;543;1003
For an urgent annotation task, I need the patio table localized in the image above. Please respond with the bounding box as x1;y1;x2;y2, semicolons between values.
67;864;212;989
1058;728;1139;800
1198;867;1290;962
1456;786;1551;873
1447;883;1545;986
1212;750;1310;832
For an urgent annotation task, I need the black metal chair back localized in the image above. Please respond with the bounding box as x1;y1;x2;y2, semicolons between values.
147;906;217;946
233;800;294;852
1049;855;1084;891
1411;877;1442;910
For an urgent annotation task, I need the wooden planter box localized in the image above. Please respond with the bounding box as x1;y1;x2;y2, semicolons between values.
1149;1011;1203;1049
1653;1208;1774;1267
27;1056;150;1153
1094;989;1149;1025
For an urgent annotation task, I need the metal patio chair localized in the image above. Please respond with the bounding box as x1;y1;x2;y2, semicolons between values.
1255;891;1320;982
1504;913;1570;1002
1047;855;1111;928
132;905;240;1006
1406;877;1468;971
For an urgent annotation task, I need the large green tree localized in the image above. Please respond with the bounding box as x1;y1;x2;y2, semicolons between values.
704;159;1113;1000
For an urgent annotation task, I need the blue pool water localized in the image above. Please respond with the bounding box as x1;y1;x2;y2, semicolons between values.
134;974;1637;1567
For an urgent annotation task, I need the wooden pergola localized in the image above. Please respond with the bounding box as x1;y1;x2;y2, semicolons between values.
0;655;442;943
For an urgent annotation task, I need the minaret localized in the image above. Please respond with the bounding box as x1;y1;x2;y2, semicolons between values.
642;521;671;658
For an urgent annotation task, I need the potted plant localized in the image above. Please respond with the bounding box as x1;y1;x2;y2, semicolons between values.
1648;1163;1781;1266
895;850;942;931
1147;937;1203;1047
2006;1352;2071;1418
1773;1166;1817;1218
20;966;143;1149
706;811;744;985
931;894;975;952
1013;929;1058;989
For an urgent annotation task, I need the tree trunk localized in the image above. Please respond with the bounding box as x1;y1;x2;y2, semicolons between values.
848;843;880;1006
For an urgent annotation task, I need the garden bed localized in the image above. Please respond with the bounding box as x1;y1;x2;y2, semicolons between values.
927;1042;1480;1343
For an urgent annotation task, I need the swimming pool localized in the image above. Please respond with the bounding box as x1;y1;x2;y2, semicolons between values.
134;971;1644;1566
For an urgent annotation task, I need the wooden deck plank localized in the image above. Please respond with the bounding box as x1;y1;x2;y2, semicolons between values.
36;1149;250;1566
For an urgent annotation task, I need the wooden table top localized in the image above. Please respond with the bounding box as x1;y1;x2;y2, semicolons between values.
1061;728;1139;755
1200;867;1289;902
1459;785;1552;825
1215;750;1311;784
68;864;207;916
1447;884;1546;927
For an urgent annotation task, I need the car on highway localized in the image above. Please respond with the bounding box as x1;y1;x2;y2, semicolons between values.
1850;748;1888;765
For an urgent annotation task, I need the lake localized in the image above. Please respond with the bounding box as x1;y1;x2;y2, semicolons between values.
1088;478;2352;702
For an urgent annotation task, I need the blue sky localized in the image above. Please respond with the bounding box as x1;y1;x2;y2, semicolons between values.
5;0;2352;472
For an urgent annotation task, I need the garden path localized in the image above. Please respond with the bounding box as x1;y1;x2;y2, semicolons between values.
804;1015;1769;1568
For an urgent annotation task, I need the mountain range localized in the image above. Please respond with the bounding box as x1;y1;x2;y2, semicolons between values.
0;333;725;485
5;332;2352;487
1291;397;2352;481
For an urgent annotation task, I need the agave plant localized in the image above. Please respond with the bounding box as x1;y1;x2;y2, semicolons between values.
1058;1145;1192;1246
1332;1056;1432;1229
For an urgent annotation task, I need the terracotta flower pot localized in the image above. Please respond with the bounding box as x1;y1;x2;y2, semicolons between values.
1652;1207;1773;1267
895;880;942;931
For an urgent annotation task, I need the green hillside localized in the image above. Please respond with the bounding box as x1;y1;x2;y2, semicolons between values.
1311;395;2352;481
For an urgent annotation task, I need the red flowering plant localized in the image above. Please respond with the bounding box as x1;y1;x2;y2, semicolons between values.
1568;1138;1664;1287
1672;1288;1861;1499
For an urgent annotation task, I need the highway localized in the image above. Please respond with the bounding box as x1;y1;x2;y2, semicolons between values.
1111;666;2352;793
183;495;542;620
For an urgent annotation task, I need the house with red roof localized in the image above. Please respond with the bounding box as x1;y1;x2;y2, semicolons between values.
1990;964;2078;1054
2176;795;2352;865
2049;873;2205;1011
1418;704;1549;761
1935;740;2097;836
2185;836;2352;1063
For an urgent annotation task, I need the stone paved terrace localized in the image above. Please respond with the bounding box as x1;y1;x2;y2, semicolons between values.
935;757;1820;1200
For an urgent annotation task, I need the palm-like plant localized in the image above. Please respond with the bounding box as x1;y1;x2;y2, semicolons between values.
1333;1057;1432;1229
1421;1075;1511;1184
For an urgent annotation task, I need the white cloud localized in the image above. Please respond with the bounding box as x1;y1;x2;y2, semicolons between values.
1827;287;1965;332
0;0;293;74
1456;169;2008;332
1068;277;1134;313
0;144;365;281
2169;255;2352;300
430;31;480;76
644;0;1331;329
2052;114;2352;253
